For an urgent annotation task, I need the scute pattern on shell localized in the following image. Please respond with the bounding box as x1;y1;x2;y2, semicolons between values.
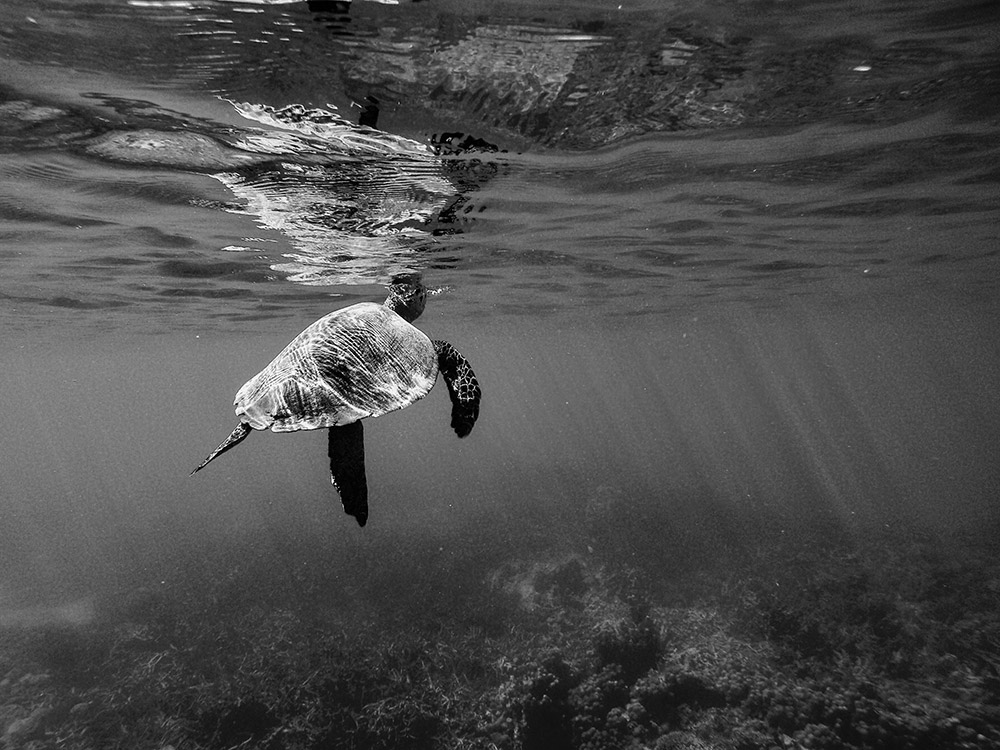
234;303;437;432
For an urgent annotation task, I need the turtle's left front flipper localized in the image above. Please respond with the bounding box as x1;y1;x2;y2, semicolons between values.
329;421;369;527
433;340;482;438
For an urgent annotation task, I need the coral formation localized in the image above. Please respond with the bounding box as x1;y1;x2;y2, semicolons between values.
1;522;998;749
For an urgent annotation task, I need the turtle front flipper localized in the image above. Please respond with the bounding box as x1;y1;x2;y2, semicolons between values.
328;421;369;527
433;340;482;438
191;422;252;475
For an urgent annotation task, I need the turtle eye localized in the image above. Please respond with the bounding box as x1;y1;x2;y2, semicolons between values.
406;286;426;307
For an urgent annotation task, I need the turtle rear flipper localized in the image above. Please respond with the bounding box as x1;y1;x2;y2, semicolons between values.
191;422;252;475
328;421;369;527
433;340;481;438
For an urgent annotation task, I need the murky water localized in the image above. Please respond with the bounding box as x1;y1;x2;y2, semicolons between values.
1;1;999;748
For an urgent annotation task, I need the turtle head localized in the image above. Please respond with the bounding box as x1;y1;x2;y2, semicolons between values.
384;276;427;322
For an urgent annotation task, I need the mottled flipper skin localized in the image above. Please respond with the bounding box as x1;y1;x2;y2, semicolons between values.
433;340;482;438
328;421;369;527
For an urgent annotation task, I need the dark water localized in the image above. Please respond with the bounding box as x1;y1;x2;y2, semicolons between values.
1;1;999;748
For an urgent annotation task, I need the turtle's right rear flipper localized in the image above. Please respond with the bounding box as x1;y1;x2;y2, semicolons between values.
328;421;369;527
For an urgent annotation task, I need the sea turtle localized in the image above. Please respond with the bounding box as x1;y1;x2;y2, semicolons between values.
191;280;481;527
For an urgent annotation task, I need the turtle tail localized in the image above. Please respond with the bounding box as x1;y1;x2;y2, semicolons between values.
190;422;253;475
433;340;481;438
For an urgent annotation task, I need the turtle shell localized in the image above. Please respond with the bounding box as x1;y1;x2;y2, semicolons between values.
234;302;438;432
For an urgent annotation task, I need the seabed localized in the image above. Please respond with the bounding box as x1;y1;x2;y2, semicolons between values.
2;513;999;750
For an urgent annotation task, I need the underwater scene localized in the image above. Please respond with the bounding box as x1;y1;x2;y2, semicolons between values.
1;0;999;748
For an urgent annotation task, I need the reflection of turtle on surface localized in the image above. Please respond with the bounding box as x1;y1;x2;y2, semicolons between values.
192;278;482;527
